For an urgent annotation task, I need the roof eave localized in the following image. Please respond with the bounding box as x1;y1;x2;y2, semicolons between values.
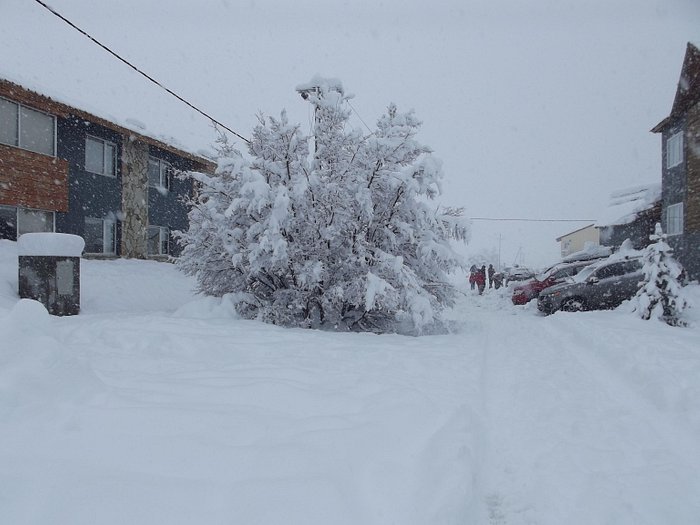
650;116;672;133
0;77;215;172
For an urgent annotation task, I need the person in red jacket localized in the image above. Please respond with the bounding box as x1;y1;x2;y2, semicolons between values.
475;265;486;295
468;264;477;290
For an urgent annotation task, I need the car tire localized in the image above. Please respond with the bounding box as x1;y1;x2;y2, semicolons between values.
561;297;585;312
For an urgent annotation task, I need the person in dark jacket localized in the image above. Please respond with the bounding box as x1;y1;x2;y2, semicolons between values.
488;264;495;288
492;272;504;289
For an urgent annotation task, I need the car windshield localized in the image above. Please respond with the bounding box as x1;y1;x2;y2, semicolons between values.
572;264;600;283
534;271;549;281
534;264;558;281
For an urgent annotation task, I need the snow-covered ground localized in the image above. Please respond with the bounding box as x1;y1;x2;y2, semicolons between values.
1;239;699;524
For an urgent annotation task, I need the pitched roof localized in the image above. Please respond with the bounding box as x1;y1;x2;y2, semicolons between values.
1;78;215;171
651;42;700;132
555;224;596;242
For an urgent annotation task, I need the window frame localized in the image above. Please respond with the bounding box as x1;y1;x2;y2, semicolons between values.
0;96;56;156
84;217;117;255
147;225;170;256
0;204;18;240
85;135;117;177
148;156;172;191
666;202;684;236
666;131;683;169
5;207;55;237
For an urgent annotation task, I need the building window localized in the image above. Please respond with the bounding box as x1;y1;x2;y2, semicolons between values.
148;157;172;191
0;96;56;156
147;225;169;255
666;202;683;236
85;135;116;176
84;218;116;254
561;239;571;256
0;205;17;240
666;131;683;169
18;208;54;236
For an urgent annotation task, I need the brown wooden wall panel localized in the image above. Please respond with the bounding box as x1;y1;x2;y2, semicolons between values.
0;143;69;212
687;103;700;233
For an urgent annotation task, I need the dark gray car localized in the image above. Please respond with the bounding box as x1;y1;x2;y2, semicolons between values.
537;256;643;315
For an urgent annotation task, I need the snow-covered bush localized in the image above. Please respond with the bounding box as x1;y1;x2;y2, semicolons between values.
631;223;689;326
177;78;468;334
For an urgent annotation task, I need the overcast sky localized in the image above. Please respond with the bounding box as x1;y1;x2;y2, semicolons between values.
2;0;699;267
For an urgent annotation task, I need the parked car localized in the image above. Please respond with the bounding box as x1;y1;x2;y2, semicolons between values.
504;266;535;283
511;259;599;305
537;256;643;315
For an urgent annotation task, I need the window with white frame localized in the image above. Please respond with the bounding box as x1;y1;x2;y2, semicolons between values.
666;202;683;236
85;135;116;176
666;131;683;169
0;96;56;156
148;156;172;190
147;225;169;255
18;208;54;236
562;239;571;256
84;218;116;254
0;206;54;239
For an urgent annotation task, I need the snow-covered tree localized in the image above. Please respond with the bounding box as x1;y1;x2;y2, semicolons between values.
631;223;689;326
177;78;468;334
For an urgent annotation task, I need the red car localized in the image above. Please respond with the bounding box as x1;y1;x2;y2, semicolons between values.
511;260;598;305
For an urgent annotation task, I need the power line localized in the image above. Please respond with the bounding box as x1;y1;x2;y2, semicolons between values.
469;217;595;223
32;0;250;144
347;99;373;134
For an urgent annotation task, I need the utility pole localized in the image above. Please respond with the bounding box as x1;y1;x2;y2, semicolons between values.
497;233;502;271
296;77;344;154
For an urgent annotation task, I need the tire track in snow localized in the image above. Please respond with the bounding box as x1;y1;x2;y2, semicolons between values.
467;304;539;525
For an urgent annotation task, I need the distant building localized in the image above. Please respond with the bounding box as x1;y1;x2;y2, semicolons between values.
651;42;700;279
0;78;214;258
595;183;662;250
556;224;599;258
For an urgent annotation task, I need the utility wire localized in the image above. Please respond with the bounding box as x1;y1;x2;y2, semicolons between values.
32;0;250;144
469;217;595;223
347;99;373;134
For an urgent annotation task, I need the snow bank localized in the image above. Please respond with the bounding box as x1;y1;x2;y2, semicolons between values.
1;240;700;524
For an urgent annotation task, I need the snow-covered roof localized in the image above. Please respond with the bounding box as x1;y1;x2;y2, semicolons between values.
0;71;217;163
0;3;221;161
0;78;215;167
595;183;661;228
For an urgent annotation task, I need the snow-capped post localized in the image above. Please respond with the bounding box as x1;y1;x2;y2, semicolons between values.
296;76;345;154
177;77;468;335
631;223;689;326
17;232;84;316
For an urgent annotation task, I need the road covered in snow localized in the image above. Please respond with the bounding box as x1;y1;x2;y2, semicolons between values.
1;240;699;524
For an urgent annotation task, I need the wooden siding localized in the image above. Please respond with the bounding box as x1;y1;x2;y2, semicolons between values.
0;143;69;212
687;101;700;233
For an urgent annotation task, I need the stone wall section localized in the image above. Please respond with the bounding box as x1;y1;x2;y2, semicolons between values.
121;137;149;258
